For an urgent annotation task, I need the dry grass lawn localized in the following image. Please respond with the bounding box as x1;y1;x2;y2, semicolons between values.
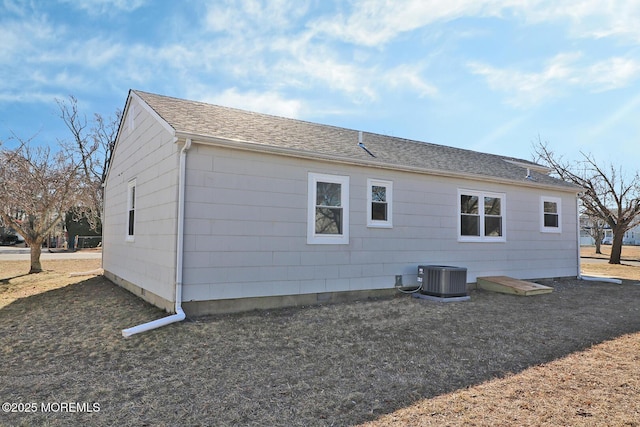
0;248;639;426
580;244;640;261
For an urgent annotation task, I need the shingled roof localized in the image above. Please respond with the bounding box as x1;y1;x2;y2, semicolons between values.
132;90;578;191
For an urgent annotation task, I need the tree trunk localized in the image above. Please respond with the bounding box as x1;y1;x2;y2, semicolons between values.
609;231;624;264
29;239;43;273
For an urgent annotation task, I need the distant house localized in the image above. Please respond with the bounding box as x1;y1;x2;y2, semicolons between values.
103;90;581;319
580;215;640;246
603;225;640;245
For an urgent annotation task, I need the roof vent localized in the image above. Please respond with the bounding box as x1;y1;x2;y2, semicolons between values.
525;167;537;181
357;131;376;157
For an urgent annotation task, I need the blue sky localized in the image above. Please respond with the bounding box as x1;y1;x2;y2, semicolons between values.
1;0;639;173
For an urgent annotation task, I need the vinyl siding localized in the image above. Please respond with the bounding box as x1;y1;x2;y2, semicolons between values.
180;144;578;302
102;96;180;303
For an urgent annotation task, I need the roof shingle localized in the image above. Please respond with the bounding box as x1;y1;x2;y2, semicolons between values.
132;90;578;191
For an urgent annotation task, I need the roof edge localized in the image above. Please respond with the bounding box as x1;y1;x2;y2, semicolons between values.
175;131;582;194
503;158;552;174
131;90;176;137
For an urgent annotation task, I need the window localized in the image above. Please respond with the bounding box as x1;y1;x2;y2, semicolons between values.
367;179;393;228
541;196;561;233
458;189;506;242
126;179;136;241
307;173;349;244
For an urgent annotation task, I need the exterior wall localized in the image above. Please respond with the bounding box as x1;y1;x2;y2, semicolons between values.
181;144;579;304
623;225;640;245
102;96;180;307
602;226;640;245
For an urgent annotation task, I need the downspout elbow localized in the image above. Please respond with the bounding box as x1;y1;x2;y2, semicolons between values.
121;138;192;337
122;308;185;338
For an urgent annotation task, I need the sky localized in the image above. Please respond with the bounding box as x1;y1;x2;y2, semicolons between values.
1;0;639;174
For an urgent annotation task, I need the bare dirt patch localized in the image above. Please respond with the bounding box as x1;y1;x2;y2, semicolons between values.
1;258;639;426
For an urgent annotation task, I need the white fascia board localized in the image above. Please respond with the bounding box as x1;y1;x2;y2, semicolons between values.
175;131;582;194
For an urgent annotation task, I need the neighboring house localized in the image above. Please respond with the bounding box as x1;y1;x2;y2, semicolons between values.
103;90;581;317
579;215;602;246
602;226;640;245
579;214;640;246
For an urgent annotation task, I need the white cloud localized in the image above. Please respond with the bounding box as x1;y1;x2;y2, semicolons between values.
195;87;304;119
583;57;640;91
199;1;440;104
521;0;640;42
277;51;378;103
469;53;640;107
204;0;310;34
308;0;515;46
0;91;64;104
467;53;577;107
0;14;59;63
2;0;29;16
384;64;439;98
58;0;148;14
307;0;640;48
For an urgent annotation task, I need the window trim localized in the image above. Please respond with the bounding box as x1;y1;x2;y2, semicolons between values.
307;172;349;245
458;189;506;242
540;196;562;233
367;179;393;228
126;179;136;242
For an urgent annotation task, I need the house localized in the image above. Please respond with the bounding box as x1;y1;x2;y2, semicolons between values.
603;225;640;245
103;90;581;332
580;215;640;246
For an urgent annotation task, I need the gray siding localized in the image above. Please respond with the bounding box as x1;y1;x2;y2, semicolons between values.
103;96;180;303
181;144;578;302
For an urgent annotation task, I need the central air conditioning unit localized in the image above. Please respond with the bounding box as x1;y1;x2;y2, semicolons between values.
417;265;468;298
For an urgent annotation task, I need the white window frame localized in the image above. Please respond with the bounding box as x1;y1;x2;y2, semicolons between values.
540;196;562;233
126;179;136;242
458;189;506;242
307;172;349;245
367;179;393;228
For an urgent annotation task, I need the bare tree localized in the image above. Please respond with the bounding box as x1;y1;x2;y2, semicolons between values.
0;134;88;273
533;139;640;264
585;214;606;254
56;96;121;229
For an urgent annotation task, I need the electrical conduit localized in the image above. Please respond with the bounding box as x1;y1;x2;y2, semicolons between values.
122;138;192;337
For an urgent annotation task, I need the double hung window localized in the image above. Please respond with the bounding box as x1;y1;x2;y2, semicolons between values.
367;179;393;228
307;173;349;244
541;196;561;233
126;179;136;241
459;189;506;242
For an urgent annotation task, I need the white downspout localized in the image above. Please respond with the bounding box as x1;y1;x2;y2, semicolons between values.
122;138;192;337
576;193;582;280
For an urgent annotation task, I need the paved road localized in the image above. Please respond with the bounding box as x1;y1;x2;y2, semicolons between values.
0;246;102;261
581;257;640;267
1;246;636;266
